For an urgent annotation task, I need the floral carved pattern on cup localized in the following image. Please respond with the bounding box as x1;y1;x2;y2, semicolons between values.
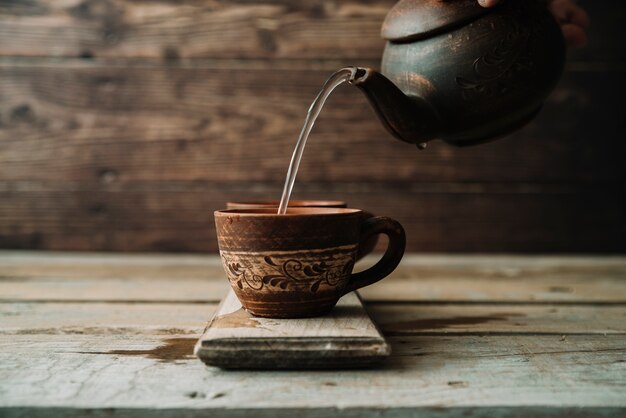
221;248;356;294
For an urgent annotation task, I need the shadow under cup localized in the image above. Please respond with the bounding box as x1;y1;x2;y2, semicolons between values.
214;208;405;318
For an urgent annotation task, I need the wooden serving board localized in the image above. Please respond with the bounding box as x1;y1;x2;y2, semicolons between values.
194;290;390;369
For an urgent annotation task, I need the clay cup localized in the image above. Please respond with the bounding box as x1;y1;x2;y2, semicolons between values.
215;207;405;318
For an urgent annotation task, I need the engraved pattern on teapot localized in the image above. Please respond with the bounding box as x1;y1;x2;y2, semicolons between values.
455;17;535;101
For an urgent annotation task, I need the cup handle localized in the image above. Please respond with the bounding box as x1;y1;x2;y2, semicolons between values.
356;210;377;260
342;216;406;296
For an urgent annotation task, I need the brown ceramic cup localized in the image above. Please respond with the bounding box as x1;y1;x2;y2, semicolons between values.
226;200;378;259
214;207;405;318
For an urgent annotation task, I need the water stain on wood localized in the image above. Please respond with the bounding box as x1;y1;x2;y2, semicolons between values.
186;391;206;399
82;337;196;362
549;286;573;293
212;308;262;328
11;104;36;123
383;313;525;333
162;46;180;61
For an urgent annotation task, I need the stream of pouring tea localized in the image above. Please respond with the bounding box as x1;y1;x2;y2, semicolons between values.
277;68;358;215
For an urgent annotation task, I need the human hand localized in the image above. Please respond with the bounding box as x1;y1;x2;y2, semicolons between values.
477;0;589;48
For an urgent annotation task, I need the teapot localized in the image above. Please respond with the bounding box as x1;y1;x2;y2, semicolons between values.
348;0;566;147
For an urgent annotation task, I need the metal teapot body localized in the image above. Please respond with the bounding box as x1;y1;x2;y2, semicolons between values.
350;0;566;146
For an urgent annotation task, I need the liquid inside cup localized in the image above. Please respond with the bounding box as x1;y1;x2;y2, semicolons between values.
219;207;360;216
226;200;346;210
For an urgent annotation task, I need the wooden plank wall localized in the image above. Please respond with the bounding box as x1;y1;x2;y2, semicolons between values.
0;0;624;253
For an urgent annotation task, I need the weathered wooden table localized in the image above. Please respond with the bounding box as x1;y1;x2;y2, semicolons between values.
1;251;625;417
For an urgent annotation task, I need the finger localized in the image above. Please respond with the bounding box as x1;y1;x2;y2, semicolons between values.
549;0;572;22
550;1;590;29
568;6;590;29
477;0;500;8
561;23;587;48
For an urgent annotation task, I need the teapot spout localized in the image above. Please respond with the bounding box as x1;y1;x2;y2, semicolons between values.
349;67;441;146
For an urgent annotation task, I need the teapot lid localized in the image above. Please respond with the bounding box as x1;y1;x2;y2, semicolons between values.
382;0;489;42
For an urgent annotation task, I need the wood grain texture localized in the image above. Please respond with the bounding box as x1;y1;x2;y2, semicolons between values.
2;253;626;303
195;291;390;369
0;335;624;416
0;0;624;253
1;183;622;252
0;63;623;184
0;0;391;59
0;0;621;62
0;301;214;335
0;252;625;415
2;300;625;336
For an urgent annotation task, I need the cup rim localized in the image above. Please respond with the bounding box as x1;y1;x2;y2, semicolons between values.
226;200;347;208
215;207;362;217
